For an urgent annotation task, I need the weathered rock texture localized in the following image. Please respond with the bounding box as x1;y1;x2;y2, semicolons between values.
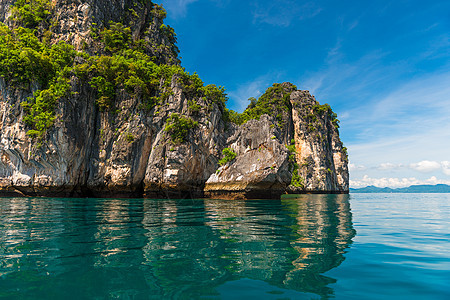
0;0;348;199
205;115;292;199
204;87;348;199
290;91;349;193
1;0;179;63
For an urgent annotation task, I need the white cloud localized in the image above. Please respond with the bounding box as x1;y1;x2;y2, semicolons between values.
350;175;450;188
348;163;366;171
410;160;442;172
378;163;403;170
441;161;450;175
350;160;450;178
347;124;450;170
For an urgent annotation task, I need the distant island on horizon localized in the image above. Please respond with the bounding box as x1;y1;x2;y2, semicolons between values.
350;184;450;193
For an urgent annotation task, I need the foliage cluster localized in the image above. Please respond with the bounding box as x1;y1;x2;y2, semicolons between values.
126;132;135;143
224;83;296;126
291;165;304;188
342;146;348;162
0;23;77;137
100;22;132;53
286;139;304;188
312;103;340;129
201;84;227;110
22;76;71;138
0;25;76;87
173;72;228;113
151;3;167;19
11;0;52;28
241;83;294;123
85;50;166;110
218;148;237;166
164;113;198;144
223;108;244;125
0;0;206;139
148;3;179;58
159;24;177;47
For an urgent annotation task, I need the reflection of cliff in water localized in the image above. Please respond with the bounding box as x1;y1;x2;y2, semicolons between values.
282;194;356;296
0;195;354;299
142;194;355;298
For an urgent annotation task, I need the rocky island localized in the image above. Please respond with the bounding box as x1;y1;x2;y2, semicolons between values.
0;0;348;199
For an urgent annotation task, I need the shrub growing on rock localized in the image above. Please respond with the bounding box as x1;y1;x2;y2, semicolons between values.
164;113;198;144
219;148;236;166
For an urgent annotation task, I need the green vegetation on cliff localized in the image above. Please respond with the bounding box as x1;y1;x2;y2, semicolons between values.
0;25;74;87
241;83;295;123
219;148;237;166
11;0;52;28
225;83;296;127
164;113;198;144
0;23;77;137
313;103;340;129
287;139;304;188
0;0;228;140
0;0;340;146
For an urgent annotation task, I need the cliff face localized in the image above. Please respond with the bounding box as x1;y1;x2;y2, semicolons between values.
205;115;292;199
290;91;348;193
205;85;348;199
0;0;348;199
0;0;179;63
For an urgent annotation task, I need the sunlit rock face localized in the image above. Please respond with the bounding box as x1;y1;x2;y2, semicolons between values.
205;88;349;199
0;0;348;198
204;115;292;199
289;90;349;193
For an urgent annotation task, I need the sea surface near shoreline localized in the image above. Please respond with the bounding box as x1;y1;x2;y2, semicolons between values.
0;194;449;299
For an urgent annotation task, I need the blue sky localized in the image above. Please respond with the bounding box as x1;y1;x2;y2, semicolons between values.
160;0;450;188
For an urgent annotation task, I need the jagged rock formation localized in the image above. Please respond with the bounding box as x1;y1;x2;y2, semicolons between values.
1;0;179;64
205;115;292;199
205;84;348;199
289;90;348;193
0;0;348;199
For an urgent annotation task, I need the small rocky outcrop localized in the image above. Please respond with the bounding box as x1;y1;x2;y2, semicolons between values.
205;115;292;199
205;85;348;199
0;0;348;199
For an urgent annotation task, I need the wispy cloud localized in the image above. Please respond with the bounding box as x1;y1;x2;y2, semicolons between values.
350;175;450;189
251;1;321;27
351;161;450;175
348;164;367;171
329;65;450;172
377;163;404;170
301;49;394;103
162;0;200;17
442;161;450;176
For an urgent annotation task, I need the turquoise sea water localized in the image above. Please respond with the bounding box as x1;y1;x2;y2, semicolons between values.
0;194;449;299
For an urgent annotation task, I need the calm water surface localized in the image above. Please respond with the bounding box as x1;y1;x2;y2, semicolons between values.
0;194;449;299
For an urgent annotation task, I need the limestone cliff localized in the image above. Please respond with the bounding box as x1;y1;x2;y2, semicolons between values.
205;84;348;199
0;0;348;199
